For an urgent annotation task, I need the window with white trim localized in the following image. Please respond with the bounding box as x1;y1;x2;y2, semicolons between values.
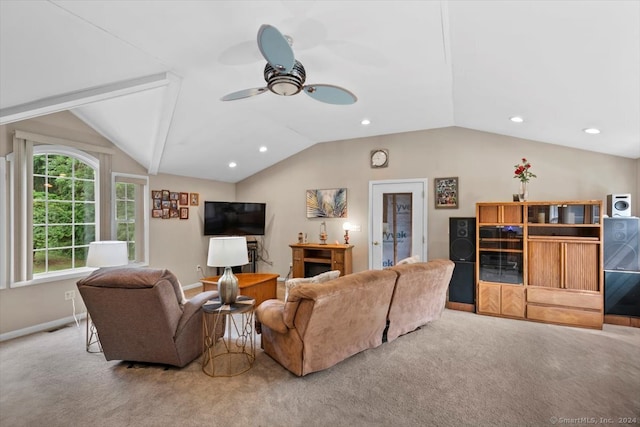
32;147;98;274
113;173;149;265
6;130;130;286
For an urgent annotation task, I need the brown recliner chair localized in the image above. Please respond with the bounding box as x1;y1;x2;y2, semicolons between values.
77;267;219;368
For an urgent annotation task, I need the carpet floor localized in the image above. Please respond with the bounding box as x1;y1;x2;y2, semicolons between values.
1;309;639;427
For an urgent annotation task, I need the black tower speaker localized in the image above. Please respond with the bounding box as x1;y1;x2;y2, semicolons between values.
604;217;640;271
604;271;640;317
449;261;475;305
449;217;476;262
448;217;476;306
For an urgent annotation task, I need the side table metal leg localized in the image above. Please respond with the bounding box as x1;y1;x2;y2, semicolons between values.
86;313;102;353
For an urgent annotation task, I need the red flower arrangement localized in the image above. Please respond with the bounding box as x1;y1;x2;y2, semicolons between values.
514;158;537;183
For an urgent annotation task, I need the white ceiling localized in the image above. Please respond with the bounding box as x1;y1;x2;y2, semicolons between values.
1;1;638;183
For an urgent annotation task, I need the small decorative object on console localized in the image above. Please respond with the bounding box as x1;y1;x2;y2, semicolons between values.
319;221;328;244
513;158;536;202
343;222;351;244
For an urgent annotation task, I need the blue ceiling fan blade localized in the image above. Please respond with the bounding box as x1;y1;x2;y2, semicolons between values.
303;84;357;105
257;24;295;74
221;87;268;101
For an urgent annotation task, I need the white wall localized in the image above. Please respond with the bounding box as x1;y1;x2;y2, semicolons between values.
0;117;637;338
0;112;234;336
236;127;638;277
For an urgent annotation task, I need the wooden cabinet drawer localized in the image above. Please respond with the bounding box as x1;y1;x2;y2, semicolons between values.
527;304;602;329
527;287;601;310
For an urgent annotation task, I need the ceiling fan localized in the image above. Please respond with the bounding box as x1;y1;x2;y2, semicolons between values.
221;24;357;105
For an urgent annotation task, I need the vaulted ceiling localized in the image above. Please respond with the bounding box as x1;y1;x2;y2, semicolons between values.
1;1;638;183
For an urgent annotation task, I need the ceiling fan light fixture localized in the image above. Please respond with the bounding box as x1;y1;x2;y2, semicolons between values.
264;60;306;96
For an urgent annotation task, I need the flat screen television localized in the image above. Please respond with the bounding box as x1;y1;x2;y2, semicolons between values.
204;201;266;236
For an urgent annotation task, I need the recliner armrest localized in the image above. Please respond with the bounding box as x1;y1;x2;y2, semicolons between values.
175;291;217;335
256;300;288;334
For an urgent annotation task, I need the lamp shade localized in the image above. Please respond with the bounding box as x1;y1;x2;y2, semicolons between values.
207;237;249;267
86;241;128;267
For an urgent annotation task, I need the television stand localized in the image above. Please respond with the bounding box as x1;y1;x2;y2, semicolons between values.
290;243;353;278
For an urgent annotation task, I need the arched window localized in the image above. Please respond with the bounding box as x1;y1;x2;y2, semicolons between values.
4;131;147;288
32;146;99;274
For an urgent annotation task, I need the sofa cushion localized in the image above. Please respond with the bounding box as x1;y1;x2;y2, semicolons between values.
284;270;341;301
396;255;421;265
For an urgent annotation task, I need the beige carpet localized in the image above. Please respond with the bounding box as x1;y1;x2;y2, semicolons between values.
1;309;638;427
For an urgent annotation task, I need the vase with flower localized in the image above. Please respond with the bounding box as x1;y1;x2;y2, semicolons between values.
513;158;536;201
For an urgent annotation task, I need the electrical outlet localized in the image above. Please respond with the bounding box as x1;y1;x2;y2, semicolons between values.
196;265;201;272
64;290;75;300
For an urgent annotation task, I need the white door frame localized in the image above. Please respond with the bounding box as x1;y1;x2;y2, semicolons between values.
368;178;428;269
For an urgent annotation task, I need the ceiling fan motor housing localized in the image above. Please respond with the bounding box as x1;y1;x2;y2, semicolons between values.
264;60;306;96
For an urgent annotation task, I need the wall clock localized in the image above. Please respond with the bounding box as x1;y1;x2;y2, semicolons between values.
370;149;389;168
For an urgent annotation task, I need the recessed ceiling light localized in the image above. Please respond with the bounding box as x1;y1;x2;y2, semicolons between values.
259;146;267;153
228;162;237;168
361;119;371;125
583;128;601;134
509;116;524;123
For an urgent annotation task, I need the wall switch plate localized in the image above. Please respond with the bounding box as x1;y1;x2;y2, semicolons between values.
64;290;76;300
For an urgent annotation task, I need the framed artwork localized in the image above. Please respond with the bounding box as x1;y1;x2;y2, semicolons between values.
179;207;189;219
434;177;459;209
306;188;347;218
152;189;196;219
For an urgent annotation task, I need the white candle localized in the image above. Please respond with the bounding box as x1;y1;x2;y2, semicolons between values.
538;212;545;224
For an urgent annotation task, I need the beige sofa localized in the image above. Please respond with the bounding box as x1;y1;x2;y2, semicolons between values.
256;259;455;376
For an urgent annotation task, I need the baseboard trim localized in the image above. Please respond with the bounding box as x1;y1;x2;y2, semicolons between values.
604;314;640;328
183;282;203;291
446;301;475;313
0;313;86;342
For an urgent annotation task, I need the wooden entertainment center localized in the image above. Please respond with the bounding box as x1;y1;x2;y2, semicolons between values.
476;200;604;329
290;243;353;278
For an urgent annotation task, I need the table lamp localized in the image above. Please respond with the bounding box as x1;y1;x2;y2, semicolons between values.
207;236;249;304
84;240;128;353
343;222;352;244
87;240;129;268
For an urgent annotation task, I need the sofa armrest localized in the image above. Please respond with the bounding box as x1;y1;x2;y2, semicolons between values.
175;291;217;335
255;300;288;334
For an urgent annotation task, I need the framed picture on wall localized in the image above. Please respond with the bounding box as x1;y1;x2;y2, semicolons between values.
306;188;348;218
179;192;189;206
434;177;459;209
179;207;189;219
190;193;199;206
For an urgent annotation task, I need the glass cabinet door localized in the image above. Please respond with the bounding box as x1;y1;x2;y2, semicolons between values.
478;225;524;285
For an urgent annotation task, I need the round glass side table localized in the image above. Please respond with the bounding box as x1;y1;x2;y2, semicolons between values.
201;295;256;377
